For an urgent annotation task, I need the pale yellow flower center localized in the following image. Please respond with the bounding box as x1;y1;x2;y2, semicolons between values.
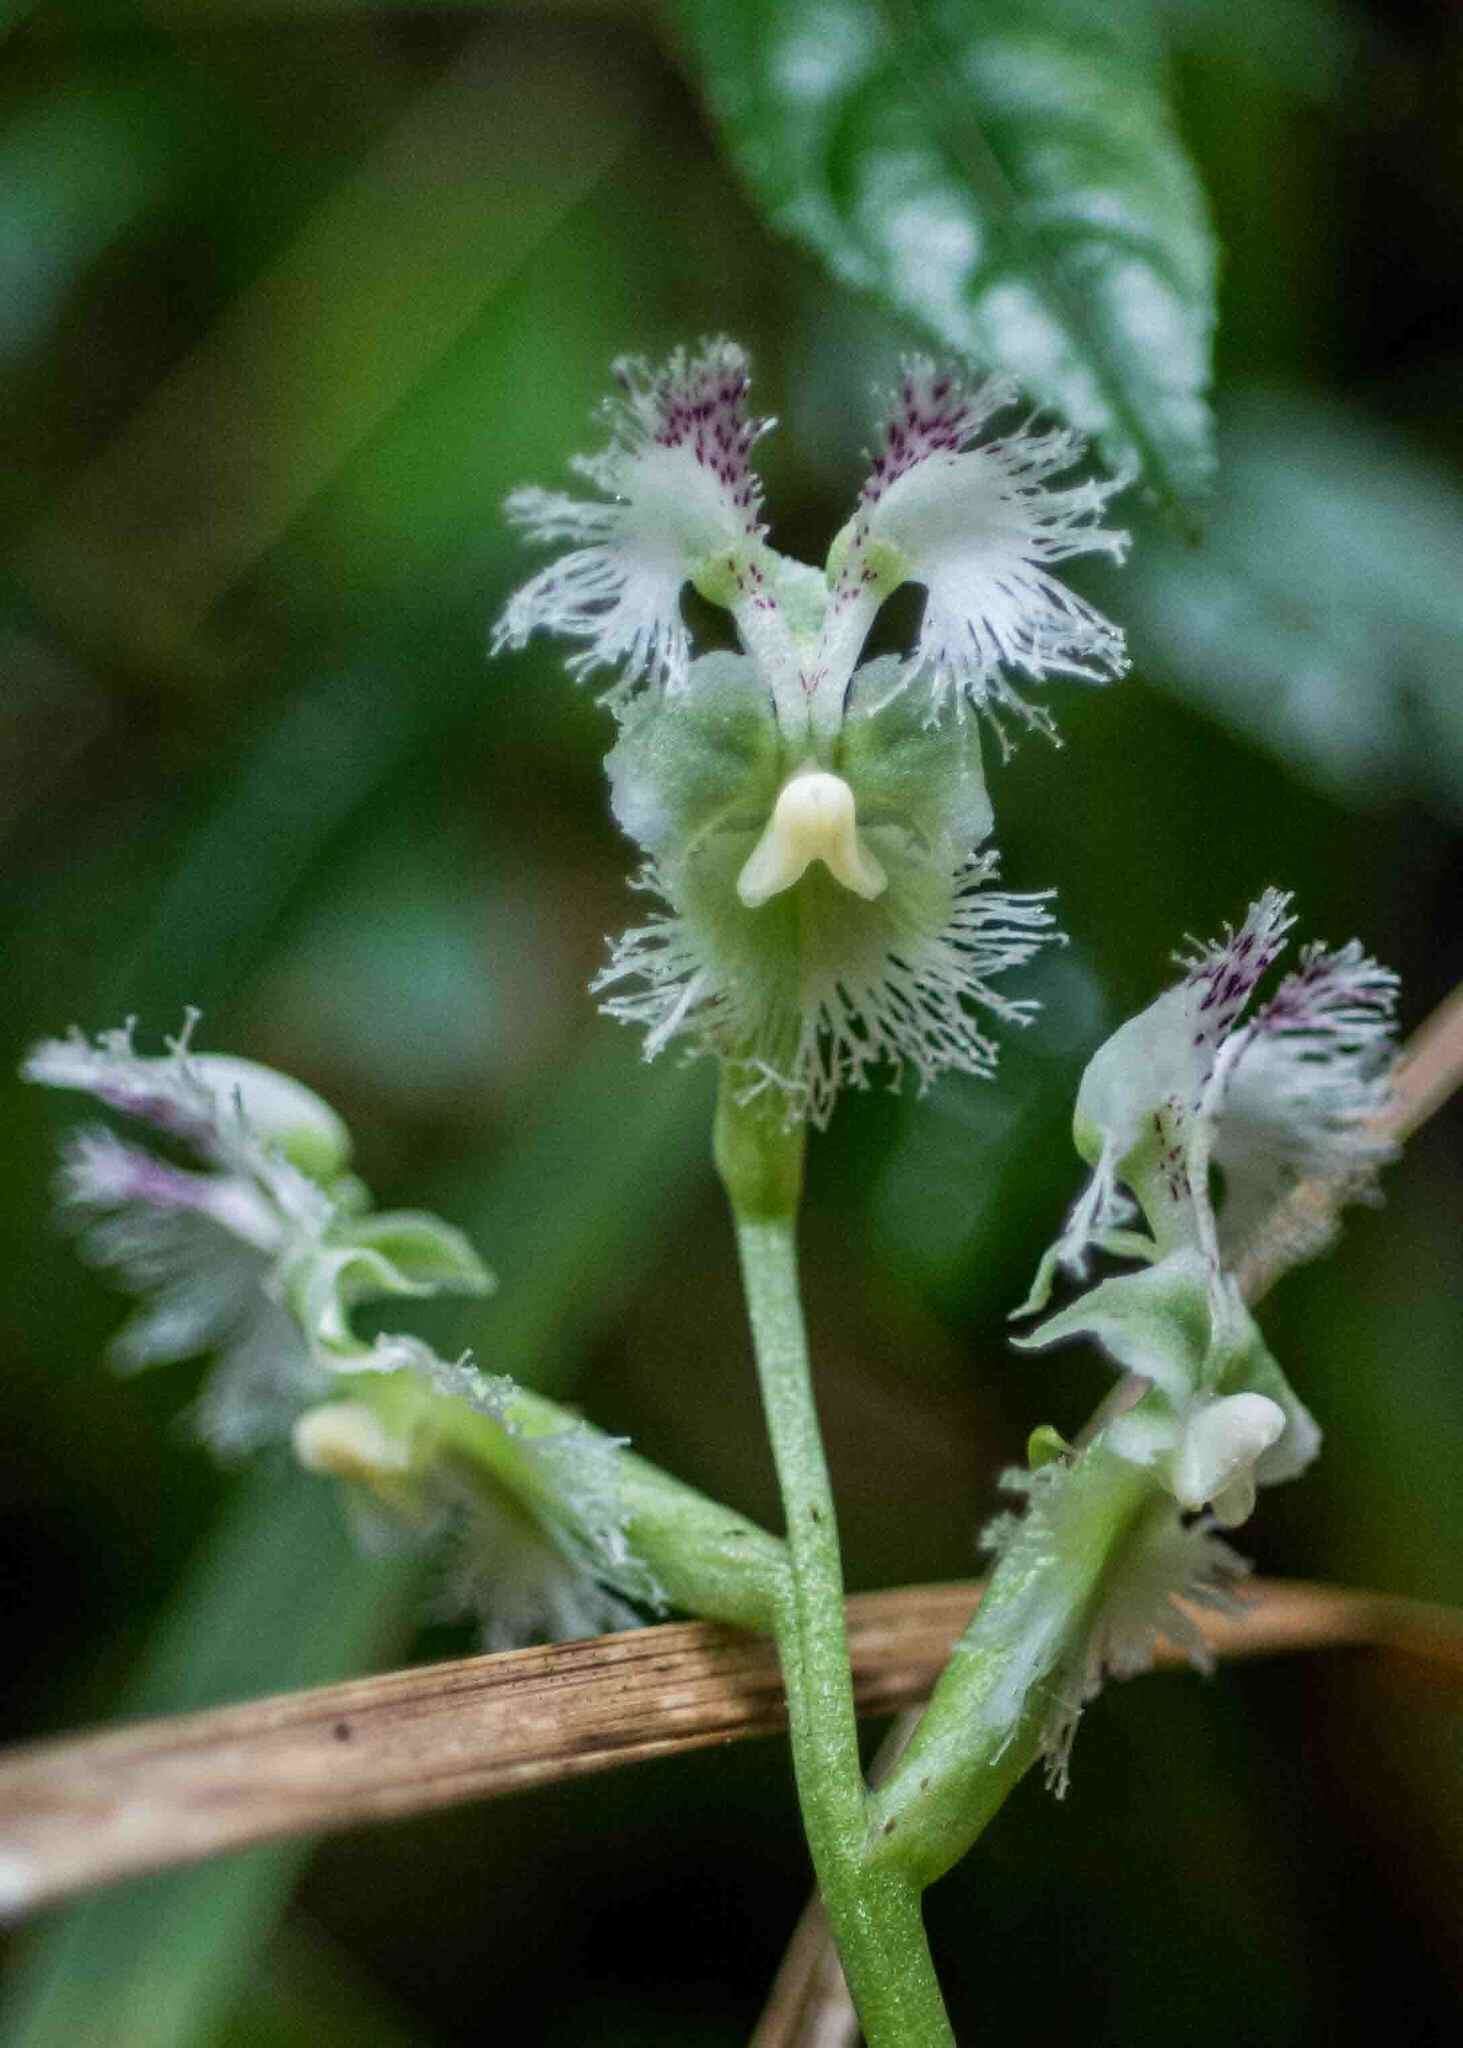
736;765;888;909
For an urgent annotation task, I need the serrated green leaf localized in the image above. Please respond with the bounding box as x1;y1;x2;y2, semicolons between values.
680;0;1217;511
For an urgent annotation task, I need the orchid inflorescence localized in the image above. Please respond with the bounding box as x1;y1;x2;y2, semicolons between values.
21;336;1409;2047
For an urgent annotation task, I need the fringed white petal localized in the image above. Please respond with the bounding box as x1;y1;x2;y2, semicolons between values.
832;359;1130;733
59;1127;284;1251
24;1015;218;1151
595;856;1062;1129
25;1017;337;1237
1176;886;1296;1088
1039;890;1298;1275
1208;938;1400;1269
492;340;770;702
51;1128;326;1451
435;1496;645;1654
187;1297;328;1458
26;1020;356;1450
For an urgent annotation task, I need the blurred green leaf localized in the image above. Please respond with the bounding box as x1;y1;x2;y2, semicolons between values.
15;29;643;678
440;1037;715;1399
101;668;429;1020
0;78;180;372
1162;0;1361;101
1123;389;1463;817
679;0;1217;509
217;1923;431;2048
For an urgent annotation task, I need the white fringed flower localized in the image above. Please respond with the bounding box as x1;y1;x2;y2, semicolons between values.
1021;890;1399;1308
493;340;775;703
24;1020;490;1453
990;894;1399;1796
593;654;1060;1127
496;344;1132;1123
973;912;1397;1798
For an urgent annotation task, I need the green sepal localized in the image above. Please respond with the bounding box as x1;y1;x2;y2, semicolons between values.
283;1213;493;1364
1016;1249;1319;1485
502;1380;790;1631
1014;1248;1214;1398
605;652;781;864
825;520;903;600
836;658;992;854
323;1170;373;1218
342;1210;494;1297
1026;1424;1071;1470
191;1053;353;1184
868;1444;1158;1886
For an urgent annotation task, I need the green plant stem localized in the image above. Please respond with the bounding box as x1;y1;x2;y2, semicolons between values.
346;1366;789;1633
869;1447;1160;1885
715;1081;954;2047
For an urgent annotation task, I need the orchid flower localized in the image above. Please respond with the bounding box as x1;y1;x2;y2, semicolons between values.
23;1018;490;1452
495;343;1129;1123
1008;894;1397;1550
1020;888;1400;1312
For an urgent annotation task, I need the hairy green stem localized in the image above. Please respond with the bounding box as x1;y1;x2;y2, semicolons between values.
342;1365;789;1633
715;1081;954;2047
869;1446;1159;1885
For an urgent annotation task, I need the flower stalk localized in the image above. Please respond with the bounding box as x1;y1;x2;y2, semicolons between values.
715;1081;954;2046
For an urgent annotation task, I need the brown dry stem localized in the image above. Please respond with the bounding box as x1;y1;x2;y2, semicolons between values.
2;1578;1462;1921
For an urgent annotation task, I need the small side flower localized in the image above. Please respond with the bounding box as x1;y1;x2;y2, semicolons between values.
296;1339;663;1651
982;899;1400;1790
1020;891;1399;1308
24;1020;491;1452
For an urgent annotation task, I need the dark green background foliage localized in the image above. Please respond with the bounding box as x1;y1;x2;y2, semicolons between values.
2;2;1461;2042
